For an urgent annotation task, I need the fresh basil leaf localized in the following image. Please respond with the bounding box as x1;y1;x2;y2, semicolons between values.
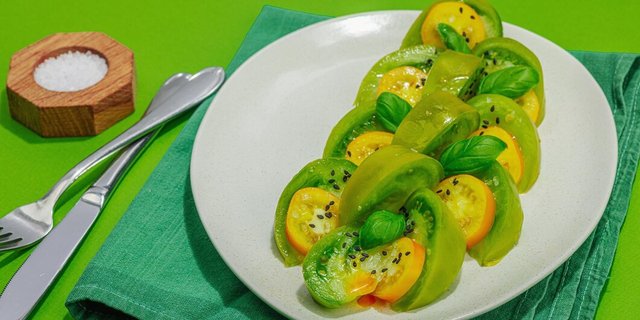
375;92;412;133
436;23;471;54
478;65;539;98
439;135;507;176
359;210;405;250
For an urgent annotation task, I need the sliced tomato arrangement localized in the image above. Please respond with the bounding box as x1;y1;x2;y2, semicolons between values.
436;174;496;249
285;187;340;255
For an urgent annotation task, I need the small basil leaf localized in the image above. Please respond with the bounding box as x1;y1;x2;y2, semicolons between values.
375;92;412;133
436;23;471;54
478;66;540;98
439;135;507;176
359;210;405;250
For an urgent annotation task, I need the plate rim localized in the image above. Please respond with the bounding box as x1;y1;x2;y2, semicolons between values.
190;9;618;319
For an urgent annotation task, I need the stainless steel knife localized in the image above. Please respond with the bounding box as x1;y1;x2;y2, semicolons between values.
0;71;215;319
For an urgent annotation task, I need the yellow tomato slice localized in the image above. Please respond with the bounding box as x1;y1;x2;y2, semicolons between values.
372;237;425;302
421;2;487;49
376;66;429;107
515;89;540;125
285;187;340;255
436;175;495;249
471;126;524;184
346;131;394;165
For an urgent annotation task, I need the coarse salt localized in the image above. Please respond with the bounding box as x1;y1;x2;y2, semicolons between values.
34;50;108;92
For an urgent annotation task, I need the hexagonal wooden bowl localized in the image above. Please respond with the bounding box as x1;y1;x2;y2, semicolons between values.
6;32;135;137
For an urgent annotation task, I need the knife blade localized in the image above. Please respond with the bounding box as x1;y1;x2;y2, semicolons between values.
0;72;198;319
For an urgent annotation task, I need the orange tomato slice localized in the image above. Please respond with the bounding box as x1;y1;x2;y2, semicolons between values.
285;187;340;255
372;237;425;302
376;66;429;107
515;89;540;125
421;2;487;49
436;175;495;249
471;126;524;184
346;131;394;165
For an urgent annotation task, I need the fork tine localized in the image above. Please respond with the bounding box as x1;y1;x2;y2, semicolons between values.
0;231;12;239
0;235;23;246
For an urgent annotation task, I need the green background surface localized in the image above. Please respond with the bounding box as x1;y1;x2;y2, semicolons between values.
0;0;637;319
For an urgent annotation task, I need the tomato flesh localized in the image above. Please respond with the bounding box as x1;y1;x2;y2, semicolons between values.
376;66;429;107
436;175;495;249
515;89;541;125
471;126;524;184
421;2;487;49
285;187;340;255
346;131;394;165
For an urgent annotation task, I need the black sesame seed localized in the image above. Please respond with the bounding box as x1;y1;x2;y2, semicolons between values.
371;270;377;275
493;58;497;65
347;151;352;157
362;252;369;258
479;131;485;136
406;251;411;256
328;179;335;184
382;251;388;256
382;268;388;273
330;170;335;176
396;257;402;264
421;78;426;85
325;205;330;211
453;178;459;185
342;242;347;248
346;232;352;237
392;258;398;263
415;83;421;89
459;7;463;13
496;117;500;124
353;261;357;267
317;214;324;219
329;201;335;205
446;189;451;196
325;212;333;218
343;176;348;182
349;254;356;259
398;252;403;258
333;184;340;190
483;119;489;125
481;124;489;129
309;224;316;228
491;105;495;112
470;15;475;19
354;246;362;252
465;37;470;43
436;189;443;193
360;257;366;262
344;170;351;176
353;231;359;237
462;31;466;37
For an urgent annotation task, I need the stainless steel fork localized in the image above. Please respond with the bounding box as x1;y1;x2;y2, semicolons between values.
0;67;225;251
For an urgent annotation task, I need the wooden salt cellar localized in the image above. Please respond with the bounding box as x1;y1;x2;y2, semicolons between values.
6;32;135;137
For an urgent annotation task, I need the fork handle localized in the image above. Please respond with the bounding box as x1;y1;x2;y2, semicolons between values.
39;67;225;210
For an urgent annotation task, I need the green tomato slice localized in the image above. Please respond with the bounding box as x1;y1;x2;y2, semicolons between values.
422;50;484;99
340;145;444;226
393;91;480;158
401;0;503;49
323;104;388;159
354;45;439;109
473;37;546;125
391;188;466;311
468;161;524;266
274;158;357;266
467;94;540;193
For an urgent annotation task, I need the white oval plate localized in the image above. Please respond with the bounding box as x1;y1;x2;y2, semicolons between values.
191;11;617;319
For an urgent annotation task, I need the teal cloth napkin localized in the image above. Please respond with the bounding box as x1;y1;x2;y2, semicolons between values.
66;6;640;320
